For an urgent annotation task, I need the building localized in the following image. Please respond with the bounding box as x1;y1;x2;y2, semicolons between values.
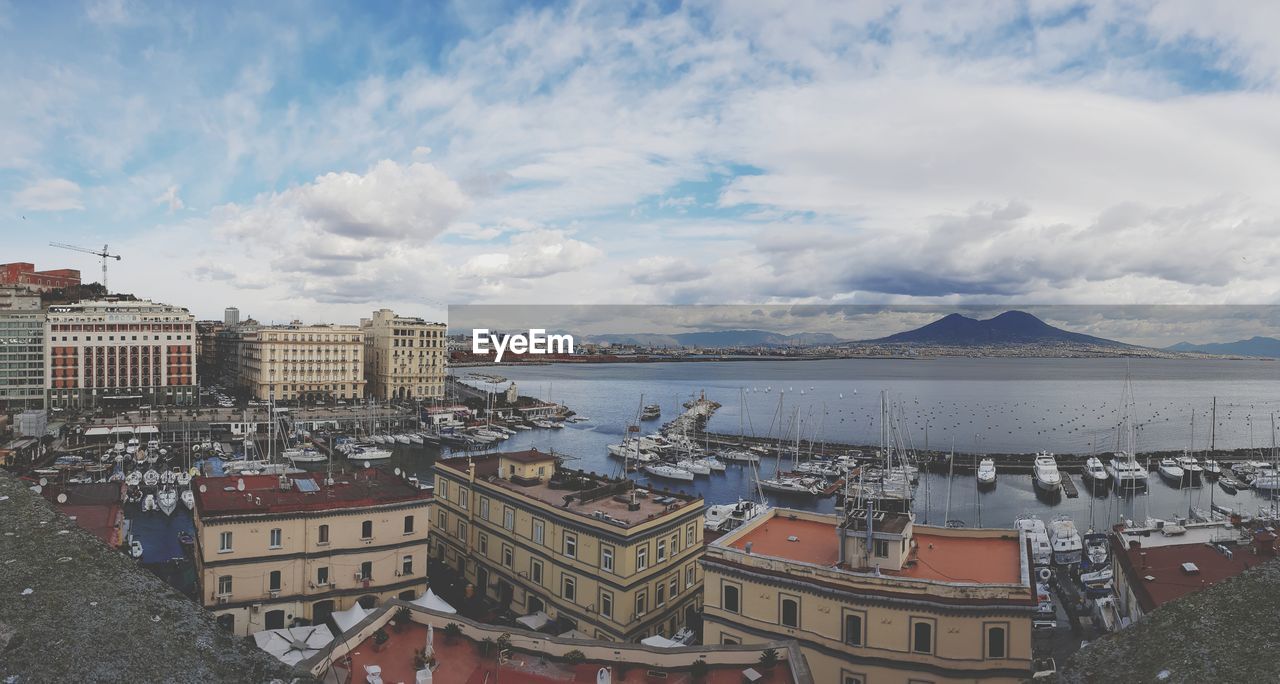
192;468;433;636
431;449;705;642
1111;520;1270;624
224;306;240;326
195;320;225;381
37;481;127;547
0;262;81;292
702;508;1036;684
44;299;196;409
220;322;365;403
360;308;447;401
0;286;45;410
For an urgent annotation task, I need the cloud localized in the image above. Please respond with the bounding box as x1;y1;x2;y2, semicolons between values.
627;256;709;285
462;230;602;280
13;178;84;211
153;185;184;212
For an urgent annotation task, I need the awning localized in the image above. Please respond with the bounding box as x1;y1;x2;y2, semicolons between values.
640;635;680;648
108;425;158;435
515;611;550;631
558;628;591;640
410;589;457;614
84;427;112;437
331;604;374;635
253;625;334;666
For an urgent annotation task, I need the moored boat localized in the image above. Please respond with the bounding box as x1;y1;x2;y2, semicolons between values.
1032;452;1061;493
976;458;997;486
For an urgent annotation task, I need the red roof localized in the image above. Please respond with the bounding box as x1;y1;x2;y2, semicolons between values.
1115;535;1272;612
194;469;430;516
498;448;558;463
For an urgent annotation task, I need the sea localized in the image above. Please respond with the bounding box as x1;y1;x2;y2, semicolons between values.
326;357;1280;530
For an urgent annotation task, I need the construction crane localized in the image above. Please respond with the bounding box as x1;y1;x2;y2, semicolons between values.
49;242;121;293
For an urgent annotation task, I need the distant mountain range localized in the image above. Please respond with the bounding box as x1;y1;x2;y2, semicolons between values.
1165;336;1280;358
586;329;845;348
858;310;1133;348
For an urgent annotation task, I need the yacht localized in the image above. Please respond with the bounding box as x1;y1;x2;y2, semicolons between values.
643;463;694;482
1082;457;1110;486
1047;516;1083;566
976;458;997;486
142;468;161;488
181;488;196;511
704;499;769;532
1032;452;1062;493
1175;455;1204;485
640;404;661;420
674;459;711;476
756;475;822;496
1107;452;1149;488
347;446;393;462
1202;459;1223;478
717;449;760;464
142;493;157;512
284;446;327;463
1157;457;1185;485
1014;515;1053;566
694;457;726;472
1251;467;1280;492
157;487;178;516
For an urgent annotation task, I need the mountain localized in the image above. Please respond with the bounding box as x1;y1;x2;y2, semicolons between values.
861;311;1131;348
1165;336;1280;358
586;329;845;348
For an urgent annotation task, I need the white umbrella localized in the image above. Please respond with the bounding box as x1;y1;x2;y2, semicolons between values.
252;625;334;666
425;624;434;658
596;667;611;684
411;589;457;614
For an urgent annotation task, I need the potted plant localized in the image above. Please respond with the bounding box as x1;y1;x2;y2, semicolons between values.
690;658;709;680
372;628;390;652
758;648;779;670
563;649;586;665
444;622;463;645
393;607;412;633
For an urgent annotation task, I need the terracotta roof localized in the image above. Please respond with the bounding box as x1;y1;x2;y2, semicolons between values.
499;448;558;463
730;516;841;566
1114;534;1272;612
194;468;430;516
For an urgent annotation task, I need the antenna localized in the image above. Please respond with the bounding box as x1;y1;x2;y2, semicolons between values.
48;242;121;293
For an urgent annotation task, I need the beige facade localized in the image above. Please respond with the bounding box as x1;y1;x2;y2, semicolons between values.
221;322;365;402
44;299;196;408
193;470;432;636
702;508;1035;684
432;450;705;642
360;309;446;401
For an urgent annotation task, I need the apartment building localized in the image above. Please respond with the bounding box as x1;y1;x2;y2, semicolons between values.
193;468;432;636
703;508;1036;684
0;262;80;291
432;449;705;642
220;322;365;402
44;299;196;408
360;308;447;401
0;287;45;410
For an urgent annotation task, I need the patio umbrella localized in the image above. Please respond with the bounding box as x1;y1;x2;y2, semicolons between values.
597;667;611;684
252;625;335;666
425;624;434;658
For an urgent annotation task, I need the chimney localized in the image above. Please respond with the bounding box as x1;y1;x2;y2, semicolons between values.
744;541;753;555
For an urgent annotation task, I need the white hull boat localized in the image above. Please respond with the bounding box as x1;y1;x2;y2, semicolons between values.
157;488;178;516
1033;452;1062;492
643;463;694;481
1048;516;1083;566
977;458;997;486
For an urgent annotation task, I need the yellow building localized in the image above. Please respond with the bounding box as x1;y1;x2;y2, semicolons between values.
702;508;1035;684
221;322;365;402
193;469;432;636
360;308;446;401
432;449;705;642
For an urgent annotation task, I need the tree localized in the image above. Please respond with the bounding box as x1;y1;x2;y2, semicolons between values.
563;649;586;665
690;658;709;679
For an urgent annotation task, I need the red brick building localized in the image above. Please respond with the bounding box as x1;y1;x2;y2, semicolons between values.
0;262;81;291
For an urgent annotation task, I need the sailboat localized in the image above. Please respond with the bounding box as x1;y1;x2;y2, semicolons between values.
1107;373;1148;490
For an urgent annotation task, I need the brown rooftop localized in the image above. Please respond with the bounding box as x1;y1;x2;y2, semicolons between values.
1115;534;1271;612
195;468;430;516
730;516;841;566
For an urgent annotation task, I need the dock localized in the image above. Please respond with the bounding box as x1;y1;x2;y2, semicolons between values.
1061;475;1080;498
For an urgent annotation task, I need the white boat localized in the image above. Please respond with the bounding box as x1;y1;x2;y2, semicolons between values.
176;470;191;487
1203;459;1222;476
143;469;160;487
1014;515;1053;566
372;434;388;444
160;469;176;485
395;434;412;445
126;438;140;455
181;488;196;510
409;433;424;445
142;493;157;512
1157;457;1185;485
705;499;770;532
1082;457;1110;485
1047;516;1082;566
347;446;393;462
674;459;711;476
157;488;178;516
510;423;532;431
976;458;997;486
1032;452;1061;492
640;404;661;420
129;538;144;559
284;447;327;463
643;463;694;481
1251;468;1280;492
695;457;726;472
1175;455;1203;485
125;471;142;487
719;449;760;464
1107;452;1149;488
756;475;821;496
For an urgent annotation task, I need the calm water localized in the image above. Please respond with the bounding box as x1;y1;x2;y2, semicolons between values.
332;358;1280;530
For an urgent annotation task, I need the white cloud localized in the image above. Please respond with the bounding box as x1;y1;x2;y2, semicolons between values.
13;178;84;211
153;185;184;212
462;230;602;280
628;256;710;285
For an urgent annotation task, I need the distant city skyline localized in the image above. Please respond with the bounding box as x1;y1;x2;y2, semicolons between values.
7;2;1280;336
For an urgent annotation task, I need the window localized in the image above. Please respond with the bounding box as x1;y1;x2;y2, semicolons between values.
360;561;373;581
438;477;448;500
269;528;282;549
562;574;576;601
457;520;467;540
564;532;577;558
722;583;740;613
987;625;1007;659
874;539;890;558
636;545;649;571
781;596;799;628
844;613;864;646
657;539;667;562
670;577;679;597
404;515;415;534
600;590;614;619
269;570;281;592
721;635;740;646
635;590;648;616
479;533;489;555
480;497;490;520
670;533;679;558
318;524;330;545
842;674;866;684
402;555;414;575
361;520;373;539
686;566;695;587
458;489;468;509
531;559;543;585
438;510;447;530
601;545;614;573
217;575;232;595
912;620;933;654
219;531;233;552
533;519;545;545
686;523;695;548
503;506;514;530
656;582;666;607
502;545;513;568
317;566;329;585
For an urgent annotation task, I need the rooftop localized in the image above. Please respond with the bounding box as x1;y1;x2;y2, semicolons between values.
729;516;841;566
194;468;431;517
1113;528;1272;613
438;453;700;528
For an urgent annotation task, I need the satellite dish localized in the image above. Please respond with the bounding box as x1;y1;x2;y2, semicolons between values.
39;477;48;486
394;467;402;476
236;478;245;492
199;484;208;493
363;460;371;469
57;493;68;504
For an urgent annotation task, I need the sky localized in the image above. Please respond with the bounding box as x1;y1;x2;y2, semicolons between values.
6;1;1280;345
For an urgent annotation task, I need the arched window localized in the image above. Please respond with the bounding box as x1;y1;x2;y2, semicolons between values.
987;626;1006;659
781;597;799;628
913;621;933;654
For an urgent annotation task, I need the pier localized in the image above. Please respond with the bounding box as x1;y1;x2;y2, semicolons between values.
1061;475;1080;498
